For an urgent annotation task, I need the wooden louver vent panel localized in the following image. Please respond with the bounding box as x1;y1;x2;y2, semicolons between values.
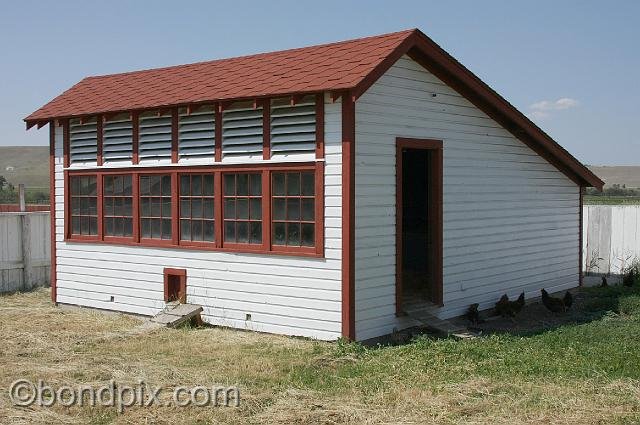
139;112;172;161
103;114;133;162
69;118;98;163
270;96;316;155
178;106;215;160
222;101;263;158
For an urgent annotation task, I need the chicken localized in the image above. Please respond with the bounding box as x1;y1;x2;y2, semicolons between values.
623;269;636;287
494;292;525;318
600;276;608;287
563;291;573;309
541;288;572;313
466;303;480;325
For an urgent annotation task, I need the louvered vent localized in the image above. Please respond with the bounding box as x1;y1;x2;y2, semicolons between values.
222;101;263;159
178;105;215;161
69;117;98;164
270;96;316;156
139;111;172;162
103;113;133;163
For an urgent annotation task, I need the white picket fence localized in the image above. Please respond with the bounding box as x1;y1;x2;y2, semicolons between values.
0;212;50;293
583;205;640;275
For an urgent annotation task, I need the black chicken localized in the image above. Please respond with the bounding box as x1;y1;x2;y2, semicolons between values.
541;289;572;313
600;276;608;287
494;292;525;318
466;303;480;325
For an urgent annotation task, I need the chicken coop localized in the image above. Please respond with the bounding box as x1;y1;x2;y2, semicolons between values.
25;29;603;341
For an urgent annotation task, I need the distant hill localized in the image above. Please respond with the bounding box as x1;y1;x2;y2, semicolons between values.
588;166;640;189
0;146;49;189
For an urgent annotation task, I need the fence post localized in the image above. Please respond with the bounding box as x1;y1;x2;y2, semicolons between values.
18;184;26;212
21;213;32;289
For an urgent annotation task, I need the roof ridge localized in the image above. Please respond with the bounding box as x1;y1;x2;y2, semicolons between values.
85;28;417;81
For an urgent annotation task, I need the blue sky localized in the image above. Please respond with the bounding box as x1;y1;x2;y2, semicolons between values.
1;0;637;165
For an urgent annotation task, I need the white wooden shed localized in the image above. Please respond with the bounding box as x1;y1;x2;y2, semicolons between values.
25;29;603;341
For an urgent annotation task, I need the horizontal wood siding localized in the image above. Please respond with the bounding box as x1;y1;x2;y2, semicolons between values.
53;95;342;340
354;56;579;341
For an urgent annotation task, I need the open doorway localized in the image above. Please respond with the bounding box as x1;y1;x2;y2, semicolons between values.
396;138;443;315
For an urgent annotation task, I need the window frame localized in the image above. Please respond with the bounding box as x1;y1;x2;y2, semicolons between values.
63;162;324;257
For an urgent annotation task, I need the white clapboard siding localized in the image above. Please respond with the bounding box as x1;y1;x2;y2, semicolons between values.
139;112;172;162
222;101;263;160
69;118;97;164
354;55;580;341
178;105;215;162
52;95;343;341
270;96;316;160
103;114;133;163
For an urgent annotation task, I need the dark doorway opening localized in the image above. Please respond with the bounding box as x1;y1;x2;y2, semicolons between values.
164;268;187;303
396;138;443;315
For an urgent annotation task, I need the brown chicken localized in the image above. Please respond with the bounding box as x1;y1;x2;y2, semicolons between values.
541;289;572;313
466;303;480;325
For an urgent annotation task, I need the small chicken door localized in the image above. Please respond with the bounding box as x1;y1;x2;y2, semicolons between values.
396;138;443;314
164;268;187;303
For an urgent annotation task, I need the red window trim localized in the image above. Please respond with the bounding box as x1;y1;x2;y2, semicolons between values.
63;162;324;258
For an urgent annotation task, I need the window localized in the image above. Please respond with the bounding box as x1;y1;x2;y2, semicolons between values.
139;111;172;162
66;165;322;256
70;175;98;236
270;96;316;156
140;174;172;240
178;106;216;161
180;174;215;242
103;114;133;163
223;173;262;244
272;171;315;247
103;175;133;237
221;101;263;159
69;118;98;164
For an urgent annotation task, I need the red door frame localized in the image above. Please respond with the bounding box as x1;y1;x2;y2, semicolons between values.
395;137;444;315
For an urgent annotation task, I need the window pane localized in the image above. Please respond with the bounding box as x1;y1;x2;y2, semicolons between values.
181;219;191;241
273;222;285;245
237;221;248;243
150;175;161;195
273;198;285;220
224;199;235;218
236;199;248;219
123;197;132;216
249;198;261;220
224;221;235;242
203;221;215;242
191;175;202;196
224;174;235;196
162;198;172;217
286;173;300;196
140;176;150;196
123;175;132;196
71;177;80;196
273;173;285;196
180;198;190;218
250;174;262;196
151;198;161;217
237;174;248;196
180;175;190;196
105;217;114;236
302;199;314;221
250;222;262;244
191;199;202;218
104;176;113;195
287;198;300;221
286;222;300;245
192;220;203;241
123;218;133;237
301;223;315;247
151;219;161;238
72;217;80;234
162;219;172;239
141;198;150;217
89;217;98;235
114;197;123;216
113;176;123;195
141;218;151;238
161;175;171;196
302;172;314;196
88;198;97;216
203;175;214;196
203;200;214;219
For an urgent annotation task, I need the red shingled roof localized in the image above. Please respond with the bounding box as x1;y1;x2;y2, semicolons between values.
25;28;603;189
25;29;414;122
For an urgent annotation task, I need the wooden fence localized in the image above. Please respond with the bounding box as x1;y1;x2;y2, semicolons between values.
583;205;640;275
0;212;50;293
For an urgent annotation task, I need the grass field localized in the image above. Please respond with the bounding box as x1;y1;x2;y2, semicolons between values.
2;287;640;424
0;146;48;189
